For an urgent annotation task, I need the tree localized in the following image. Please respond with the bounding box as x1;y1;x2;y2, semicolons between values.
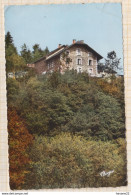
62;84;125;140
24;133;126;189
7;78;20;107
22;77;73;135
8;108;33;189
32;44;41;53
32;44;44;62
6;53;26;74
5;31;14;48
20;43;32;63
5;31;17;54
44;46;49;56
105;51;121;75
5;32;26;73
32;44;49;62
48;71;61;88
98;51;121;79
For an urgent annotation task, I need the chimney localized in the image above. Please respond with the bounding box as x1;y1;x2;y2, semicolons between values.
58;44;62;48
80;40;84;43
73;39;76;44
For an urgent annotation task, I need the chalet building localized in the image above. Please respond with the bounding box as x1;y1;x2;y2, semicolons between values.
30;40;103;76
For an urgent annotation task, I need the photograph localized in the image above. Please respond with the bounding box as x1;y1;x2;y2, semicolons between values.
4;3;127;189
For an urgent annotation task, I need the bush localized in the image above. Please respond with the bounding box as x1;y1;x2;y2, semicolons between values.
24;133;126;189
7;72;125;140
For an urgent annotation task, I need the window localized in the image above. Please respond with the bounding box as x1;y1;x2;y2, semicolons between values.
60;54;63;60
79;68;82;73
88;68;93;74
66;50;70;55
66;57;70;64
76;48;82;56
77;67;82;73
89;60;93;66
47;62;54;69
94;60;97;65
88;52;92;57
51;62;54;68
77;58;82;65
47;63;50;69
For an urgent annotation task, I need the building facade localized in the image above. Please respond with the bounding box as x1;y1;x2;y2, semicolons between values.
31;40;103;76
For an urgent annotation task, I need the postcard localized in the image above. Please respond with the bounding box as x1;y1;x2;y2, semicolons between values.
1;2;128;190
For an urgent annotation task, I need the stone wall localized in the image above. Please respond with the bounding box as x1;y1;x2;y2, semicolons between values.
60;45;98;76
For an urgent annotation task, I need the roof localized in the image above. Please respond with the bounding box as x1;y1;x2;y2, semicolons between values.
34;45;66;63
65;41;103;60
33;56;46;64
34;40;103;63
46;46;66;61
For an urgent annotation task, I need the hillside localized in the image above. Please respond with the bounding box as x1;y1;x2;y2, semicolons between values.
7;70;127;189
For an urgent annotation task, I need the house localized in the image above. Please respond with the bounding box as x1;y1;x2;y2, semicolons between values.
30;40;103;76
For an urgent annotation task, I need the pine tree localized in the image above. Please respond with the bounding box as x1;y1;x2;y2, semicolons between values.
5;31;13;48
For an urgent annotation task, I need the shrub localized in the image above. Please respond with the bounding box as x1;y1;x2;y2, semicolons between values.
24;133;126;189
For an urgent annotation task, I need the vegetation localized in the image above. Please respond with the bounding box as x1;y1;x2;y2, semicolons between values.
8;108;33;189
5;31;49;74
98;51;121;77
24;134;127;189
6;32;126;189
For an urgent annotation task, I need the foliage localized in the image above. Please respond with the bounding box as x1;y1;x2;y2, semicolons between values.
98;51;121;78
7;71;125;140
32;44;49;62
5;31;14;49
105;51;121;74
95;77;125;118
7;70;126;189
63;85;125;140
61;51;72;68
6;53;26;72
20;44;32;63
5;32;26;73
8;108;33;189
21;77;73;135
48;71;62;88
24;133;126;189
5;32;49;74
7;78;20;107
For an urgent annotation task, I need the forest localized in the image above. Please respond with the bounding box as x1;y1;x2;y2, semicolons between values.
6;32;127;189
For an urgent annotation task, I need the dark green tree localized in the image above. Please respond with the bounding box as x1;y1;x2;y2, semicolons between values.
5;32;26;73
32;44;49;62
5;31;14;48
32;44;44;62
20;44;32;63
44;46;49;56
5;31;17;55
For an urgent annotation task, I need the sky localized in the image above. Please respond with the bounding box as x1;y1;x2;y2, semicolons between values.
4;3;123;72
